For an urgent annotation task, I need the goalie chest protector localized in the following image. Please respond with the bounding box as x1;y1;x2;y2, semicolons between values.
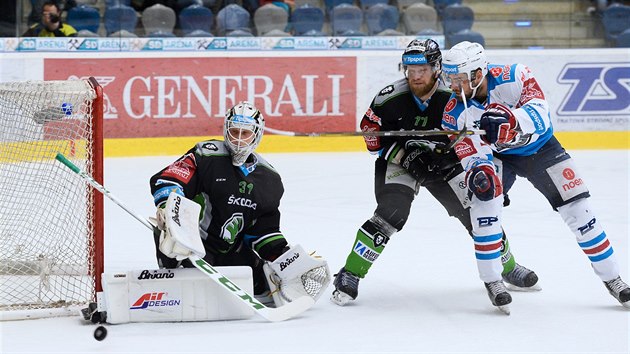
150;140;285;255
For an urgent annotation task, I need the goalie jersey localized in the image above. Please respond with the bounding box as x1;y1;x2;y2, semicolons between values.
150;140;288;261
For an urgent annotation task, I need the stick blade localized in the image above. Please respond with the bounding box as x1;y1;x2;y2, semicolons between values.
256;296;315;322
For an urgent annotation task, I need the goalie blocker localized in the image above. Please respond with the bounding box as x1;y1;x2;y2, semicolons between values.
85;193;331;324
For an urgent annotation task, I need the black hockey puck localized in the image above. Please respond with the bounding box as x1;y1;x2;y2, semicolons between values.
93;325;107;341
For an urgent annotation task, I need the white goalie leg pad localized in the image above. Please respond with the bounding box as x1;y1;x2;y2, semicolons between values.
264;244;331;306
159;193;206;261
100;267;254;324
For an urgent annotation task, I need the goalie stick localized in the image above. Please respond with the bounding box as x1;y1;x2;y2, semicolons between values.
55;153;315;322
264;125;485;138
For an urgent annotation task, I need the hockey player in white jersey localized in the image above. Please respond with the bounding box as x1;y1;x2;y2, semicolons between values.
441;41;630;309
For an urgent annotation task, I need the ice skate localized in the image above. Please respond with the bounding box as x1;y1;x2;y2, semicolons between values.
485;280;512;315
330;267;360;306
603;276;630;309
503;263;541;291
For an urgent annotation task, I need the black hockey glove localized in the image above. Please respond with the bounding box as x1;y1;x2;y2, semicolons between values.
432;142;459;173
400;142;461;183
400;146;434;184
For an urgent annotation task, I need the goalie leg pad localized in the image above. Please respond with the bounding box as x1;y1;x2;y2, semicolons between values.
100;267;254;324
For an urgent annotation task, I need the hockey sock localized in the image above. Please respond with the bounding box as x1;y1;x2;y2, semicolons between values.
500;233;516;275
344;214;396;278
470;197;504;283
558;198;619;281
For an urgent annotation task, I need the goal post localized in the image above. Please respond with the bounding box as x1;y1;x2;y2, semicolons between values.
0;77;103;320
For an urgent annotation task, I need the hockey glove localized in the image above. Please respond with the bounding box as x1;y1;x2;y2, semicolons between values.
400;146;434;183
432;142;459;173
480;103;520;145
466;164;503;202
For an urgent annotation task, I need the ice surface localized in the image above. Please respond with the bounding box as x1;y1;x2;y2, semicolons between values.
1;150;628;353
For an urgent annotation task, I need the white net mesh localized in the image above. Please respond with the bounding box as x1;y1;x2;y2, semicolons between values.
0;80;100;316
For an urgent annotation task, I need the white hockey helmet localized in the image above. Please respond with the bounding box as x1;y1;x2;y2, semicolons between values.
442;41;488;84
223;101;265;166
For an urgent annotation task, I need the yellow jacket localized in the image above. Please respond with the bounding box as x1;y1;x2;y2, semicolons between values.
23;22;77;37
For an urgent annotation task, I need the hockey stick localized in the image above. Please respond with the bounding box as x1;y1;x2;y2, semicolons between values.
264;125;485;138
55;153;314;322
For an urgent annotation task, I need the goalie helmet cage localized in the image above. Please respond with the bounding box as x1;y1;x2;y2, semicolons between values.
0;77;104;321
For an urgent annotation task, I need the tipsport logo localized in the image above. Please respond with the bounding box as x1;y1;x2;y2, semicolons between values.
130;292;181;310
557;62;630;116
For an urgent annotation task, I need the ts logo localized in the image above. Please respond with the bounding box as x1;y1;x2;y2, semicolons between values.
557;63;630;116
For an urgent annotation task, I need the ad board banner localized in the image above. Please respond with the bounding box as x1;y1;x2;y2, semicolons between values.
44;56;356;139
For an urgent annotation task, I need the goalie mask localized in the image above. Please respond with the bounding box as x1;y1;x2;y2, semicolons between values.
223;101;265;166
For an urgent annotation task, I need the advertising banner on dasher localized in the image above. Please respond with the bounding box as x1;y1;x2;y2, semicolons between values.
44;57;357;138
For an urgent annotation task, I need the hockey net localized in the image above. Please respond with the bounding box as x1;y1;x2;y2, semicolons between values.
0;78;103;320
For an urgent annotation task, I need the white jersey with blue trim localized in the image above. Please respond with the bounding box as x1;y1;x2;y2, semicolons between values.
443;63;554;167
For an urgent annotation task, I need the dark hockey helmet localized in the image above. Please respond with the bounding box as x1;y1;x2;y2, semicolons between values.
401;39;442;76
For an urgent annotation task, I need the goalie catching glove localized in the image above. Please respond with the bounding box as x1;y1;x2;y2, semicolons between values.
263;244;331;306
154;192;206;261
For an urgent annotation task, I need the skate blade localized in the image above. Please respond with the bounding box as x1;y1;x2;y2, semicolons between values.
330;290;353;306
505;283;542;292
497;305;511;315
621;301;630;309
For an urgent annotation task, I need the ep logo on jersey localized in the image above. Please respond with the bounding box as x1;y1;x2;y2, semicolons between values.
557;63;630;116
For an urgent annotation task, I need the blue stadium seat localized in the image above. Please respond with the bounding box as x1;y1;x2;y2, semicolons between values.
179;4;214;36
290;4;325;36
432;0;461;17
603;4;630;43
441;3;474;35
324;0;353;13
105;0;131;8
104;4;138;36
67;5;101;34
616;28;630;48
331;3;365;36
175;0;217;13
226;29;255;36
446;28;485;48
365;3;399;36
359;0;388;11
216;4;251;36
